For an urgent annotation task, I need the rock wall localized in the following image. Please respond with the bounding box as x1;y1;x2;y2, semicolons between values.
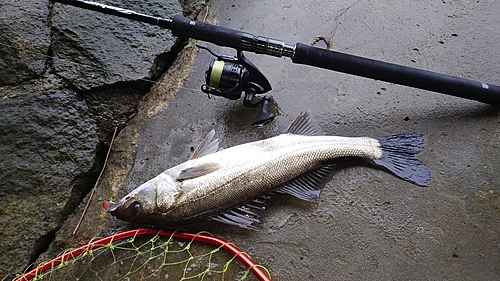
0;0;189;277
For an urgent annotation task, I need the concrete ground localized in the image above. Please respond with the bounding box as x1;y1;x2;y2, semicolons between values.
45;0;500;280
118;0;500;279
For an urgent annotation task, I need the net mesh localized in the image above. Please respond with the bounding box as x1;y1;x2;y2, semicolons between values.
13;228;270;281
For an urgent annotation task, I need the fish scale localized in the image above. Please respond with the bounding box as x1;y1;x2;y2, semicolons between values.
170;136;379;209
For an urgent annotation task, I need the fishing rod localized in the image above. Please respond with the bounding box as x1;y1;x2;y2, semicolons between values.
54;0;500;126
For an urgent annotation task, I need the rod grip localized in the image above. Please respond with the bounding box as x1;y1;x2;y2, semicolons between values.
292;43;500;106
172;15;246;49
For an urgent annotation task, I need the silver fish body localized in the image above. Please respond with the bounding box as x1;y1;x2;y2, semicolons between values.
105;112;430;229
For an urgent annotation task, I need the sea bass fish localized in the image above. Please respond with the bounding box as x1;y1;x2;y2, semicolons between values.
104;112;431;229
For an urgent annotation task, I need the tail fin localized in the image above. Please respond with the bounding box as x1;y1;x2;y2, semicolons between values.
373;133;431;186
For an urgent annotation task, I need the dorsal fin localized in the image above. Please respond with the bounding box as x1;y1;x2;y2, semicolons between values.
189;130;219;160
275;163;336;202
285;111;324;136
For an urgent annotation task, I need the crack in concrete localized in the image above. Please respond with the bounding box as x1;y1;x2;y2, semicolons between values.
328;0;362;47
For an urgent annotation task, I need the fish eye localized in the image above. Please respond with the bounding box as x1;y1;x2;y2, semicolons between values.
128;201;142;218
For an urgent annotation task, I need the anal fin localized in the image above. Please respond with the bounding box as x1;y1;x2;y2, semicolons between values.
210;193;271;230
275;163;336;202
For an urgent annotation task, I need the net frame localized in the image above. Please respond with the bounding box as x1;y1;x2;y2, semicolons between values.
14;228;271;281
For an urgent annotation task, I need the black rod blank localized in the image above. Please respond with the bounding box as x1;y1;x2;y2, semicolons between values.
54;0;172;28
53;0;500;106
293;43;500;106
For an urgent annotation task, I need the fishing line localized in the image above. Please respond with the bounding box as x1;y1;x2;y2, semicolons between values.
208;60;224;89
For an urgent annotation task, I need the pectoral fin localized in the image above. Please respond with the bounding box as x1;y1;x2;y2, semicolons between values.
178;130;220;181
176;162;220;181
275;163;336;202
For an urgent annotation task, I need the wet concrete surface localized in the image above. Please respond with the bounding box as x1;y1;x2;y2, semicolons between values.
38;0;499;280
161;1;500;279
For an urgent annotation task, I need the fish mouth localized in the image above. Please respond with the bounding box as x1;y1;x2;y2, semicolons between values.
103;200;125;213
103;192;137;213
103;198;144;223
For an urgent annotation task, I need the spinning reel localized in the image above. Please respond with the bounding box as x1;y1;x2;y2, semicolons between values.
197;43;275;127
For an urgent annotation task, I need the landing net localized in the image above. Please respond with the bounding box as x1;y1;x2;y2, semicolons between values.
13;228;271;281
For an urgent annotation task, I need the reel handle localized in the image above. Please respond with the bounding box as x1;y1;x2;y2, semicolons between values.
250;96;274;127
